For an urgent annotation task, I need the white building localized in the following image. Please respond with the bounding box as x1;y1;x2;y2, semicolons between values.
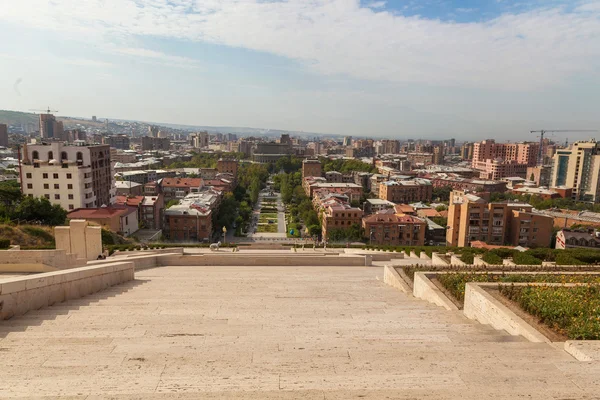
20;142;115;211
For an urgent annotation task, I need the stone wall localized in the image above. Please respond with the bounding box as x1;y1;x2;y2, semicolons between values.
0;261;135;320
0;249;85;273
463;282;549;343
157;254;369;267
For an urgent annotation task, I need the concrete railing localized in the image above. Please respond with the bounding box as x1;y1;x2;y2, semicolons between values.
0;261;135;320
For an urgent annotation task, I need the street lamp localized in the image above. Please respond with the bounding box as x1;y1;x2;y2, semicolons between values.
222;226;227;245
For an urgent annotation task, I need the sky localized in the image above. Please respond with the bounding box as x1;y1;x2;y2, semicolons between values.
0;0;599;141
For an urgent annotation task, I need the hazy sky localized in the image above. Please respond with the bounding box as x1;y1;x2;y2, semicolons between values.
1;0;599;141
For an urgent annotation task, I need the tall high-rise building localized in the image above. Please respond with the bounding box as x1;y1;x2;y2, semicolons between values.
190;131;209;148
20;142;115;210
148;126;159;138
460;142;474;160
0;124;8;147
107;135;131;150
39;113;57;138
550;140;600;202
433;145;444;165
343;136;352;146
378;139;400;154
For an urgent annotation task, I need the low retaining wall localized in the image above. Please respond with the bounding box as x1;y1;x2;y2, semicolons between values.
450;255;467;266
157;253;369;267
0;261;135;320
413;272;458;311
419;252;431;261
0;249;86;273
431;253;449;266
463;282;550;343
383;265;411;293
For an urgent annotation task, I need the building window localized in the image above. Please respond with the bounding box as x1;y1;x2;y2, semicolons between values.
54;184;59;189
68;184;73;189
44;194;50;199
68;194;74;200
26;173;32;179
43;173;48;179
69;204;74;210
48;151;53;160
53;173;58;179
27;183;33;189
67;173;72;179
55;194;60;200
32;151;39;160
44;184;49;189
61;151;67;161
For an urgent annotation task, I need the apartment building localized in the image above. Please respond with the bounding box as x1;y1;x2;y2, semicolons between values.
472;159;529;180
303;178;363;203
362;211;426;246
302;159;322;178
472;140;539;167
378;179;432;203
115;194;164;230
321;203;363;240
107;135;131;150
377;140;400;155
163;191;220;242
217;158;238;176
426;173;507;193
160;177;204;201
446;190;552;247
550;140;600;202
20;142;114;210
190;132;209;148
141;136;170;151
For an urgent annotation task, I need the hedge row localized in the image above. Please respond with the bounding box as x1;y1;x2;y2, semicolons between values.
0;239;10;249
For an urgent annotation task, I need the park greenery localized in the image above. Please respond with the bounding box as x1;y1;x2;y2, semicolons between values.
165;152;246;169
0;180;67;226
437;272;600;303
319;157;377;174
500;284;600;340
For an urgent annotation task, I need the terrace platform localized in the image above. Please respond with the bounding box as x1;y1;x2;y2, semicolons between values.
0;265;598;398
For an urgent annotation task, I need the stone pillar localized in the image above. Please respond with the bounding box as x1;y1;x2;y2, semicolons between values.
54;226;72;254
85;225;103;261
69;220;88;261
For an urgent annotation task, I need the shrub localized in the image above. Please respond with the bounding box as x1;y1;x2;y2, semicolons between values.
525;248;556;262
0;238;10;249
460;252;474;264
555;253;587;265
512;252;542;265
491;248;517;259
500;284;600;340
482;252;503;265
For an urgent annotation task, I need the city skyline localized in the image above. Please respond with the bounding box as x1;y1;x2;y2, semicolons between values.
1;0;599;140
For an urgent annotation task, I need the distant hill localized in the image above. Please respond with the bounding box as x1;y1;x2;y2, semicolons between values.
0;110;39;127
0;109;342;139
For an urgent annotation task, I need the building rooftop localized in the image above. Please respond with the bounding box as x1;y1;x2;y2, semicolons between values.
67;205;136;219
161;177;204;188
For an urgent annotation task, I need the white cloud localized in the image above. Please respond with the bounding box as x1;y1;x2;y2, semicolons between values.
1;0;600;90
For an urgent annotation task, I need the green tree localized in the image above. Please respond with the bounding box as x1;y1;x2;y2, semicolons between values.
432;186;452;202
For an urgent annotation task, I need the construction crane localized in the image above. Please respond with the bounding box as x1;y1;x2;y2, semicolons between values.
530;129;599;166
29;107;58;114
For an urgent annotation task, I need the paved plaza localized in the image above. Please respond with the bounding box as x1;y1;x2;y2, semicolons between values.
1;266;599;398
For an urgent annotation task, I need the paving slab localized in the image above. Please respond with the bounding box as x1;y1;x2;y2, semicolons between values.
0;266;598;398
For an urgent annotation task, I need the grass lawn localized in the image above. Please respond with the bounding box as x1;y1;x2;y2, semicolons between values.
257;224;278;233
259;213;278;218
259;216;278;223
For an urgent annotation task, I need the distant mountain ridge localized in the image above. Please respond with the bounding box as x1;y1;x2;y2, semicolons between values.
0;109;341;139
